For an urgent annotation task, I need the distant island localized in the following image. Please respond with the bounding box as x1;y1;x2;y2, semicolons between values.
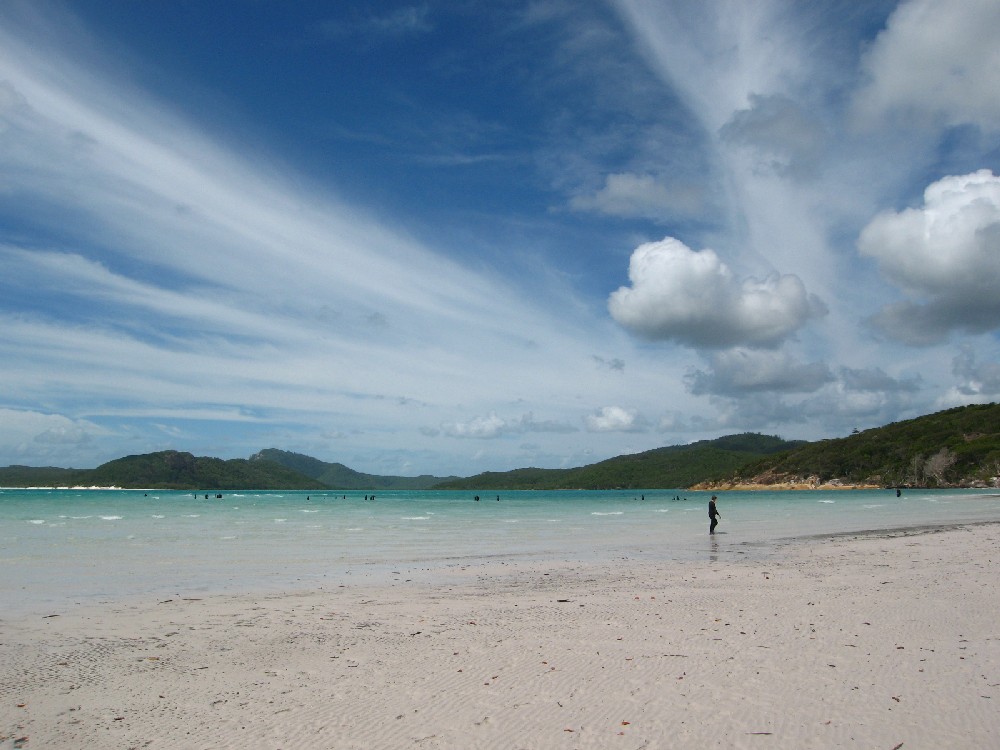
2;403;998;491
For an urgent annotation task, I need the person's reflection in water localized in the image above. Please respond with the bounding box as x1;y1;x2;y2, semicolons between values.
709;534;719;564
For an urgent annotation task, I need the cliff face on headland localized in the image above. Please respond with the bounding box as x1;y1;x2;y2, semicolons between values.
693;403;1000;491
689;474;883;491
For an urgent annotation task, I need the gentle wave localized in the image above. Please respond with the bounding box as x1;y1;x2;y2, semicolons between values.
4;487;998;623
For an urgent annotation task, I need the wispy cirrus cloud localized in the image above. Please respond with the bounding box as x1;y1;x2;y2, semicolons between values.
0;7;637;472
1;1;999;475
952;346;1000;396
440;412;577;439
318;6;433;41
685;349;833;397
569;172;706;223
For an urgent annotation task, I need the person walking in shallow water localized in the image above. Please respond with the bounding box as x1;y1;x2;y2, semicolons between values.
709;495;721;534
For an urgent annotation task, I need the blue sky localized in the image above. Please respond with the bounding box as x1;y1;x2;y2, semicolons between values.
1;0;999;477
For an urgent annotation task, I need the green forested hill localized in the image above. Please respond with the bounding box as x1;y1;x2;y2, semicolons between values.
717;403;1000;487
4;405;997;490
251;449;457;490
0;465;84;487
84;451;328;490
435;433;804;490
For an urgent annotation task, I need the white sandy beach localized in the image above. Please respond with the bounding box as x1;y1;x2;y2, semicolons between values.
3;523;998;749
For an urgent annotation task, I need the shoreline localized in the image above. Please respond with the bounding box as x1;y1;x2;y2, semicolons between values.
774;516;1000;544
690;481;883;490
691;480;1000;491
4;483;990;492
1;485;125;490
3;523;998;749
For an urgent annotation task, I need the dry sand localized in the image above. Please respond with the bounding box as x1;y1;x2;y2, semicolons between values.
3;524;998;749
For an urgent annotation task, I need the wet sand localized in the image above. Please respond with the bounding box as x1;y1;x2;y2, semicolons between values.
3;524;998;749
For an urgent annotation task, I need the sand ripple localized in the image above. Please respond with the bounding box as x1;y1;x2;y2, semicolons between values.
2;525;998;748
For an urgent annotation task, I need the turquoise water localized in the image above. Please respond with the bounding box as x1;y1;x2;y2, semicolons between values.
3;487;999;617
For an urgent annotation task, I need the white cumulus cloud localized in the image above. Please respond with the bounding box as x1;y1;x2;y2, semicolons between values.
608;237;826;349
859;170;1000;344
584;406;645;433
854;0;1000;130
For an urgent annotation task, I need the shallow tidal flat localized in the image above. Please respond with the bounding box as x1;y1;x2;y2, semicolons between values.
3;523;998;749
